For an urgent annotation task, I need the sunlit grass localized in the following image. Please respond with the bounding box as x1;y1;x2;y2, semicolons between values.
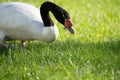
0;0;120;80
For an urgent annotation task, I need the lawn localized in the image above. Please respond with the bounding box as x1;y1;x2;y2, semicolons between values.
0;0;120;80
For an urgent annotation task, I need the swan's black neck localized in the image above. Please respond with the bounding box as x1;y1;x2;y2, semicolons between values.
40;1;70;27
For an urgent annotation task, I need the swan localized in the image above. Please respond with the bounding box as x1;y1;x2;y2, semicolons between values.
0;1;74;48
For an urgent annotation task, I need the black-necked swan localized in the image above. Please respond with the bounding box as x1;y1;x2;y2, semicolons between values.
0;1;74;48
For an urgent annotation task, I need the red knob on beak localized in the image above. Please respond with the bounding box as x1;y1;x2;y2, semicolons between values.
64;19;74;34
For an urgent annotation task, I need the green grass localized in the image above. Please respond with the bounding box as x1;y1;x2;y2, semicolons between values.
0;0;120;80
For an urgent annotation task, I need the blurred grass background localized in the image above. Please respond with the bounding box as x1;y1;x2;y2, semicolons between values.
0;0;120;80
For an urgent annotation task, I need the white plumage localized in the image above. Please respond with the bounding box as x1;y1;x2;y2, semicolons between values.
0;2;58;47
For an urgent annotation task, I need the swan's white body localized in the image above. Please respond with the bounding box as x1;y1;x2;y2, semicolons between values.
0;2;58;43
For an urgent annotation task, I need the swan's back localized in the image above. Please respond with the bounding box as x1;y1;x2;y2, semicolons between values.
0;2;49;40
0;2;43;29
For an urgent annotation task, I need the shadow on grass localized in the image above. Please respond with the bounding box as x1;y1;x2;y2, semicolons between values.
0;47;9;55
0;39;119;55
52;39;120;54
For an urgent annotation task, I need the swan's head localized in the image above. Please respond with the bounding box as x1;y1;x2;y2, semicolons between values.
54;9;75;34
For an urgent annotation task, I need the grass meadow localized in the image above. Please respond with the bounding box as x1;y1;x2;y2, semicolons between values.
0;0;120;80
